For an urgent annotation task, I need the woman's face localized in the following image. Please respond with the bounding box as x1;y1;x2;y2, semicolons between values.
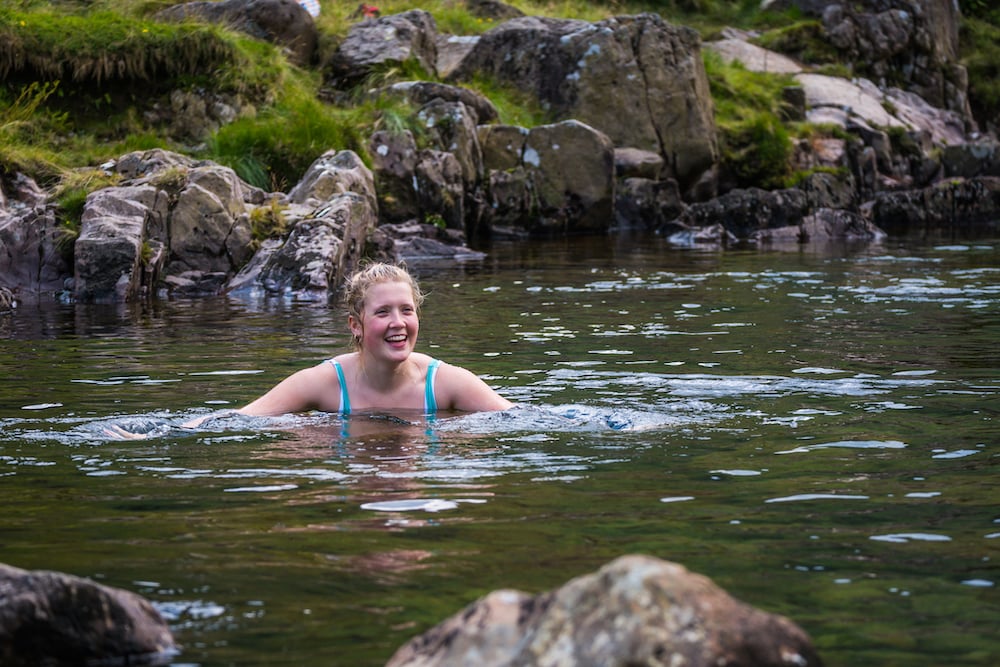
350;281;419;362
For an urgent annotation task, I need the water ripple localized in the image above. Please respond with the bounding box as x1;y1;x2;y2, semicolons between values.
775;440;907;455
765;493;870;503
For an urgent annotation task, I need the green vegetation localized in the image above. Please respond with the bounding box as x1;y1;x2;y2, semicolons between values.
959;14;1000;132
703;49;795;188
752;20;840;67
1;0;997;202
208;87;368;191
51;167;122;262
249;196;289;248
0;8;235;86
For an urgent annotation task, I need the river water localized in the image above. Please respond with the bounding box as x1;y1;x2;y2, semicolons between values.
1;233;997;666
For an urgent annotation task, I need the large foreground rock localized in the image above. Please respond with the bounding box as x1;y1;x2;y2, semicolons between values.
387;554;821;667
0;562;176;667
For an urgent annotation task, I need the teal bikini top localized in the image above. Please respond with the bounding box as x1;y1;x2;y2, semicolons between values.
328;358;441;416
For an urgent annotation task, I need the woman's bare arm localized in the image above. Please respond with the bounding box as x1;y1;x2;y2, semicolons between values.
436;363;513;412
236;363;335;416
104;363;338;439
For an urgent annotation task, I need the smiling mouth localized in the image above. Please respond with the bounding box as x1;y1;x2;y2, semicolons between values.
385;334;407;343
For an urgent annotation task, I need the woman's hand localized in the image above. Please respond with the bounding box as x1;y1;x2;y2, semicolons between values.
103;423;152;440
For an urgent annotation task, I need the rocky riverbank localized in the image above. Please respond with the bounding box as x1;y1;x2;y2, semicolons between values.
1;555;821;667
2;0;998;308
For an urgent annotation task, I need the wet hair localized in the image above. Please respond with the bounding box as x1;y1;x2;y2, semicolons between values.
342;262;424;350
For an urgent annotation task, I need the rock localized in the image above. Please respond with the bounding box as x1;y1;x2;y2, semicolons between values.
369;221;486;264
868;175;1000;237
227;192;376;299
369;126;471;232
387;554;821;667
478;120;616;237
73;185;167;302
797;73;968;147
415;98;484;188
883;87;967;147
751;208;886;244
114;148;201;180
156;0;317;67
466;0;523;22
797;74;903;131
288;149;378;216
941;140;1000;179
483;167;534;238
0;205;71;298
369;98;485;234
67;152;273;301
0;562;176;667
245;217;343;298
614;177;685;231
435;34;480;80
1;172;48;210
164;167;255;282
325;10;439;88
142;88;245;143
380;81;499;125
817;0;969;119
479;124;529;172
665;222;738;248
796;171;858;212
668;186;810;240
614;147;665;180
413;150;466;230
370;130;423;223
802;208;886;241
519;120;615;236
0;286;14;311
704;38;804;74
449;14;719;191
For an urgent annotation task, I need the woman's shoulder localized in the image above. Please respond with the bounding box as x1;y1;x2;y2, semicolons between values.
431;359;512;411
429;358;492;389
326;352;359;369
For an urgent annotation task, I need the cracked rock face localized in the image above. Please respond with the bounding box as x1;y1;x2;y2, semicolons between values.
448;14;719;190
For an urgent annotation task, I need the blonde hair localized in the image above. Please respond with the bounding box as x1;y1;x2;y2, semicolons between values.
342;262;424;350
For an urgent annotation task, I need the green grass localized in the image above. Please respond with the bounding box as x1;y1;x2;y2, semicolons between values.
703;49;796;188
0;7;237;86
206;92;370;191
960;16;1000;131
752;19;840;67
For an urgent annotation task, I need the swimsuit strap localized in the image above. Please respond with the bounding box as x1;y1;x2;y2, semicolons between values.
328;357;439;416
425;359;441;415
327;359;351;416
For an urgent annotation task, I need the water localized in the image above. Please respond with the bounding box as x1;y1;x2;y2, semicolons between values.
1;234;997;666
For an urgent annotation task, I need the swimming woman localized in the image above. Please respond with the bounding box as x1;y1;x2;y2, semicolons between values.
107;263;511;438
